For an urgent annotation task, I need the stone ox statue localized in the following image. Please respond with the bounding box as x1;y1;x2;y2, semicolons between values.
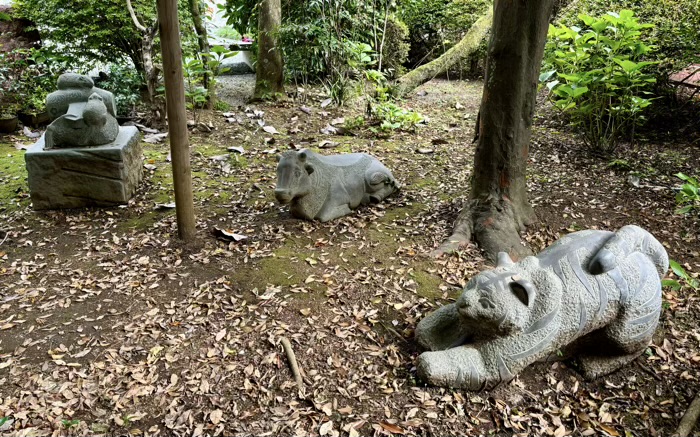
416;225;668;390
274;149;399;222
44;73;119;149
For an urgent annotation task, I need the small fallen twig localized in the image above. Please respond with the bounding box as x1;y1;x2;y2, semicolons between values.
280;337;304;397
637;362;663;381
379;321;408;344
675;393;700;437
0;230;9;246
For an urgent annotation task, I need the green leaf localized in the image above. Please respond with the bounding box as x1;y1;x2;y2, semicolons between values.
676;173;699;186
618;9;635;21
211;45;228;55
591;21;608;33
662;279;682;290
669;260;690;280
539;70;557;82
572;86;589;97
578;14;595;26
614;59;639;72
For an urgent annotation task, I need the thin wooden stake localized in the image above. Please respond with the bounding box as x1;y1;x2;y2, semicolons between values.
156;0;196;241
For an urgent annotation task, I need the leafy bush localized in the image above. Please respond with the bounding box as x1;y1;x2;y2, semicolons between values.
182;46;237;119
99;64;144;117
541;10;657;154
556;0;700;69
674;173;700;215
375;101;424;131
215;26;242;40
359;67;424;131
0;47;68;117
15;0;198;98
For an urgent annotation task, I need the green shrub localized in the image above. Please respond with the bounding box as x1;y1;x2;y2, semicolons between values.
0;47;69;117
674;173;700;215
556;0;700;69
213;99;231;111
99;64;144;117
541;10;657;154
215;26;242;40
375;101;424;131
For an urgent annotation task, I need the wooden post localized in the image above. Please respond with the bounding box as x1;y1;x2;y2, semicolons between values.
157;0;196;241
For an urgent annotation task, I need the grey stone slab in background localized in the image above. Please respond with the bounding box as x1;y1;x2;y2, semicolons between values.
25;126;143;210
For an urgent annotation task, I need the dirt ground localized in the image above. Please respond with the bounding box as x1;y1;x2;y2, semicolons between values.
0;78;699;436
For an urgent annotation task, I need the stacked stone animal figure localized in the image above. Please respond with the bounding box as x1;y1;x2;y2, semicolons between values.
44;73;119;149
416;225;668;390
274;149;399;222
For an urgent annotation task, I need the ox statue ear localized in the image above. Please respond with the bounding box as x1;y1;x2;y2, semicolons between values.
509;276;536;308
497;252;515;268
305;163;315;175
298;151;307;162
276;154;281;162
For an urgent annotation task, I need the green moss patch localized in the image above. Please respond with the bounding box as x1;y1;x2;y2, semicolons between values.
0;145;30;210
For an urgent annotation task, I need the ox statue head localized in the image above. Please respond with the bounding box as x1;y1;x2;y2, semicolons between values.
274;150;315;204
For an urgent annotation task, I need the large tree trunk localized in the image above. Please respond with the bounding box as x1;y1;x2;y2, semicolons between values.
188;0;212;107
433;0;554;262
396;7;493;97
253;0;284;100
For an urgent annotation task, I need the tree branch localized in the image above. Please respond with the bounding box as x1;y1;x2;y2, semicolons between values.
396;6;493;97
126;0;148;33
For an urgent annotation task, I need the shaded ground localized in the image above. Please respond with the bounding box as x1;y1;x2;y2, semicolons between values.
0;78;699;436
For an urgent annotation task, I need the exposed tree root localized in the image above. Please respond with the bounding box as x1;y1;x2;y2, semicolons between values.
432;199;533;263
280;337;305;398
675;393;700;437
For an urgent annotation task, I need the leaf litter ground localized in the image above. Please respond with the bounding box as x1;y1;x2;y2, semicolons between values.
0;78;699;436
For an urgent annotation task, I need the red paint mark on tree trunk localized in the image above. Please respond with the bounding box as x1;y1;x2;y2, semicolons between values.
500;171;510;189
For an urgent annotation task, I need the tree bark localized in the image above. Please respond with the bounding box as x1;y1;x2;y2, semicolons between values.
157;0;197;242
396;7;493;97
253;0;284;100
188;0;212;107
433;0;554;262
127;0;160;104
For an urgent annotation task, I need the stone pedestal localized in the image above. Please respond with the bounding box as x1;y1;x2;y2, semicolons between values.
25;126;143;210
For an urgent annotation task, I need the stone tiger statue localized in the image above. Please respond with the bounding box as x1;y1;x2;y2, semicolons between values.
415;225;668;390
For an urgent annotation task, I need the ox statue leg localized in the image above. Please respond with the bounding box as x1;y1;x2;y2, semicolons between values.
317;204;352;222
317;179;355;222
